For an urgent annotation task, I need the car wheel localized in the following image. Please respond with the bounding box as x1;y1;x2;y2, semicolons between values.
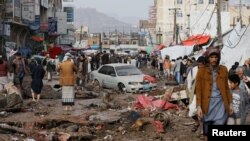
118;83;126;93
94;79;101;87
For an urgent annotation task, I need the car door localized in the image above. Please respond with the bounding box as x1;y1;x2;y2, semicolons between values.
105;66;118;89
97;66;109;87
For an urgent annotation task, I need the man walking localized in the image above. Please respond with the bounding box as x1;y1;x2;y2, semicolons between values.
196;47;233;141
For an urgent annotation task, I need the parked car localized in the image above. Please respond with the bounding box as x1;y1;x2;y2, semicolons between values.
89;63;156;93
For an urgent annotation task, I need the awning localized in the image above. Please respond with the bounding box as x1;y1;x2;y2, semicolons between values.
161;45;194;60
48;46;62;59
146;46;154;54
72;48;86;51
58;44;72;51
31;36;44;42
157;44;166;50
182;34;210;46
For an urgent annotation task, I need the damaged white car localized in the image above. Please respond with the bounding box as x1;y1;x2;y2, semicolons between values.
89;63;156;93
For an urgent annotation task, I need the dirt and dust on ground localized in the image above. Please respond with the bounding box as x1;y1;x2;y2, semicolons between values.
0;67;203;141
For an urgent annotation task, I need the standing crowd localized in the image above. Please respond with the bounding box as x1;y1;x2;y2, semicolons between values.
0;45;250;140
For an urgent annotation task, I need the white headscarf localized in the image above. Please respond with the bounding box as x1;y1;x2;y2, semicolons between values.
63;55;74;63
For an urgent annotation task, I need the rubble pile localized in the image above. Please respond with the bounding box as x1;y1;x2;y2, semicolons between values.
0;75;202;141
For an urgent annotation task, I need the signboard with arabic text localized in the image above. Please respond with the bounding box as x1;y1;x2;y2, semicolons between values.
63;7;74;22
48;17;57;34
22;3;35;21
5;0;14;19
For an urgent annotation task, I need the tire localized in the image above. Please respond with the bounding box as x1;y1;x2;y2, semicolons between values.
118;83;126;93
94;79;101;87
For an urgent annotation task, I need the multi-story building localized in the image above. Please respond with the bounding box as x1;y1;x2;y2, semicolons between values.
80;31;141;54
149;1;157;24
75;26;89;41
0;0;73;57
229;2;250;27
88;33;101;50
155;0;230;46
60;1;75;46
139;20;155;46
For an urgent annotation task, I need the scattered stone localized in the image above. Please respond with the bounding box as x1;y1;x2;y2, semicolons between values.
88;111;121;123
117;126;124;132
104;135;113;141
121;130;127;135
23;83;61;99
65;125;79;132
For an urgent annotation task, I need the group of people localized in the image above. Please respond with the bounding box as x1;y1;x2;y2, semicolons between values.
149;54;198;84
1;46;250;139
184;47;250;141
0;52;45;102
0;52;80;113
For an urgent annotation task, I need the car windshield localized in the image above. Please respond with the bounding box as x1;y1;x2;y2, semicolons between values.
115;66;142;76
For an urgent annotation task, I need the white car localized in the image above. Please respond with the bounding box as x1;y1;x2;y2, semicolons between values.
89;63;156;93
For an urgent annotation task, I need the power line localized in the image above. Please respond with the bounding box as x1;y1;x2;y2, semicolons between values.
229;7;249;19
202;6;216;35
190;3;210;29
224;23;249;48
216;1;223;47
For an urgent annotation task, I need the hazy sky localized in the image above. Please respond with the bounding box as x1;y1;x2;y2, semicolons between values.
66;0;154;18
230;0;250;4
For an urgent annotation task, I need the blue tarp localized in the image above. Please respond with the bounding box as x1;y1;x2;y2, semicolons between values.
18;48;32;58
91;44;100;49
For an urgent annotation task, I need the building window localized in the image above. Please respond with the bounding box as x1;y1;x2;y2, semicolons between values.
198;0;204;4
126;41;130;44
222;2;228;11
177;0;182;4
178;25;183;31
208;0;214;4
132;41;137;45
247;6;250;10
177;11;183;17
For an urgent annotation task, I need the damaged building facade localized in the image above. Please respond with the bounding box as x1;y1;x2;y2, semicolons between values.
0;0;74;58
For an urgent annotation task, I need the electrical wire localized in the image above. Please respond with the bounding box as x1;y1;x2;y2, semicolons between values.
186;6;215;47
201;6;216;35
223;23;250;48
229;7;250;19
190;3;210;29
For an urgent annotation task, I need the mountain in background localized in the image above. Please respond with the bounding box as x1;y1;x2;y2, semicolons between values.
74;8;138;33
108;13;140;25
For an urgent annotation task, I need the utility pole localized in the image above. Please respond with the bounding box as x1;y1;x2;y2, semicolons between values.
239;0;242;27
169;8;180;44
115;27;118;53
0;0;6;56
187;14;190;37
156;27;162;45
99;33;102;52
79;25;83;43
216;1;223;48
